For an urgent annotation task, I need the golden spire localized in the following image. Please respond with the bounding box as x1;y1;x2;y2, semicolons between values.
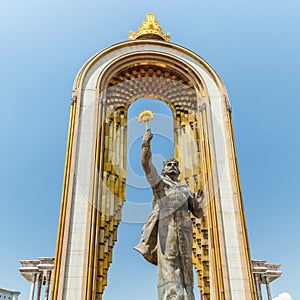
129;13;170;42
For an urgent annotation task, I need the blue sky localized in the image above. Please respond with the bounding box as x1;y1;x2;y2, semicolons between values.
0;0;299;299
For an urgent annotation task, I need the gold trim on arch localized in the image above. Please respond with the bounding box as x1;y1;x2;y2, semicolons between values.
51;98;77;299
226;108;256;300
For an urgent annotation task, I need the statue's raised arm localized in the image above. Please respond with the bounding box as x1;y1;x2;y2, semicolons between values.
141;129;161;187
136;127;204;300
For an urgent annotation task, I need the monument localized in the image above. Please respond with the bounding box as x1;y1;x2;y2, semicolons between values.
134;122;205;299
51;13;257;299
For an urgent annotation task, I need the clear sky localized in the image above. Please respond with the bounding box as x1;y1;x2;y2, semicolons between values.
0;1;299;299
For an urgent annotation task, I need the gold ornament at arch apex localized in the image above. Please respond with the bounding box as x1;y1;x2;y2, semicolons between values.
129;13;170;42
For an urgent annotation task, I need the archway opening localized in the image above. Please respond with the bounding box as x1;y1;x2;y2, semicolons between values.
103;98;174;300
94;61;207;300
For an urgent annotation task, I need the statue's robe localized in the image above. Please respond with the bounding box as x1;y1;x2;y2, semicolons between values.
135;175;203;300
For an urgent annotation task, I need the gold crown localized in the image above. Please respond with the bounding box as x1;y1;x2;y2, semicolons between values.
129;13;170;42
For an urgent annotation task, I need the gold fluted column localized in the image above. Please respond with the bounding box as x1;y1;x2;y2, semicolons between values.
198;103;227;300
86;94;106;300
95;106;115;298
87;104;127;300
174;107;211;300
191;110;210;300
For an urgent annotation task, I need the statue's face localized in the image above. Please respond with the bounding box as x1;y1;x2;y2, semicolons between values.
163;160;180;177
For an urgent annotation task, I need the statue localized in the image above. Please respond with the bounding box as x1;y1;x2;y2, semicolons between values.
134;122;205;300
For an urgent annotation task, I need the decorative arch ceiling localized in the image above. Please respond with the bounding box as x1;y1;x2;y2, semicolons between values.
105;63;198;112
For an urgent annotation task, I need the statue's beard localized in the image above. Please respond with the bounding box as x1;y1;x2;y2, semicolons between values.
163;169;179;177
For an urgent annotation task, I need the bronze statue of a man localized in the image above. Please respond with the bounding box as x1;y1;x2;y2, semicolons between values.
135;129;204;300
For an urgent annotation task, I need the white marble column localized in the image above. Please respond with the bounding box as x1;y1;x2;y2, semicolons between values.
29;273;37;300
265;276;272;300
254;273;262;300
44;270;51;300
36;273;42;300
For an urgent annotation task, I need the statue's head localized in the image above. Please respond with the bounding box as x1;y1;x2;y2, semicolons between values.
161;156;180;177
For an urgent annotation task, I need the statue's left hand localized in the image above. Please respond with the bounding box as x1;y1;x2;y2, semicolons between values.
197;189;204;200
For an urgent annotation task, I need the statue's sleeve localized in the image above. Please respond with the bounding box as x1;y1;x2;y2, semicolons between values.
188;191;204;219
141;144;161;187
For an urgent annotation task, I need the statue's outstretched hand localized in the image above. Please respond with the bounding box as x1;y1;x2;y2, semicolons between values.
142;129;153;146
197;189;204;201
